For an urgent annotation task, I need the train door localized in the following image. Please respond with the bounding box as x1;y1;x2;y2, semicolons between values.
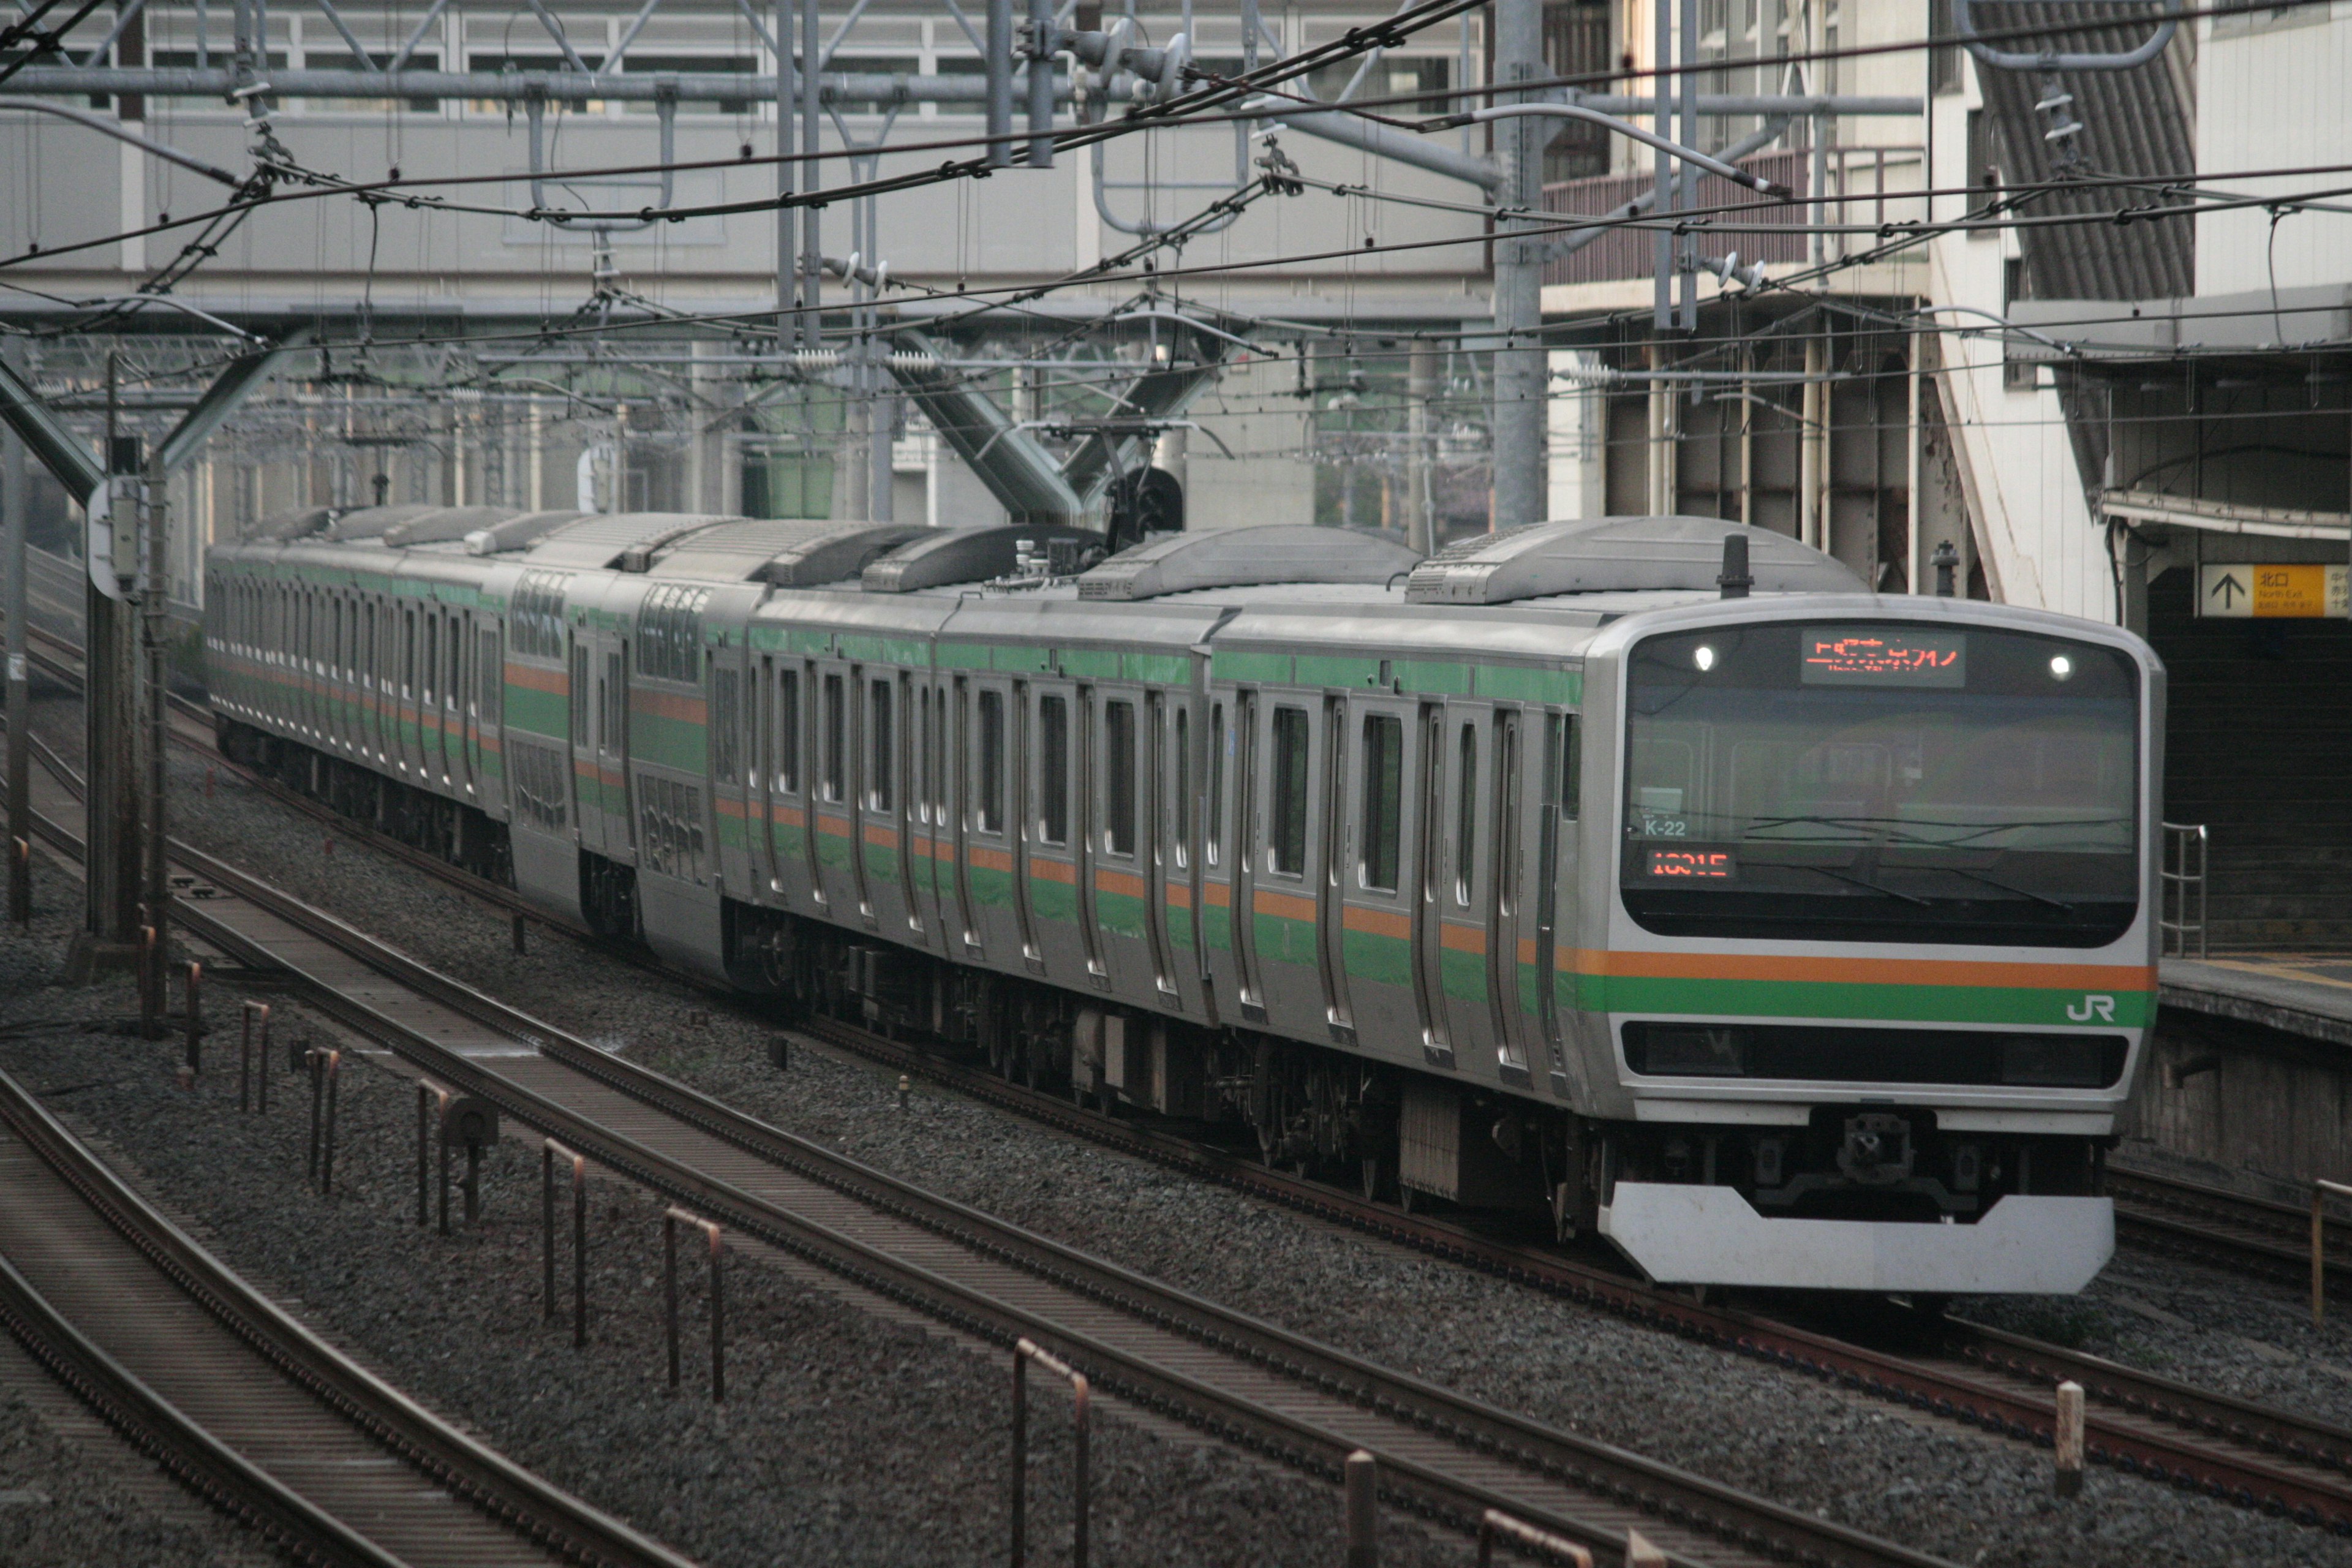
1487;707;1533;1084
1088;686;1150;996
1537;711;1580;1093
918;672;950;943
1025;684;1085;981
600;638;637;862
399;603;420;778
1341;699;1417;1058
568;629;598;854
421;609;442;785
772;659;818;910
951;676;981;953
1316;695;1355;1042
711;652;751;901
812;662;866;921
453;610;477;796
753;655;782;897
1411;703;1452;1065
1227;690;1265;1023
1249;693;1336;1041
1143;690;1180;1006
1438;704;1503;1073
477;622;503;814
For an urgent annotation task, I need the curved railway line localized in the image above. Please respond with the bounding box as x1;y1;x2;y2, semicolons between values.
15;587;2352;1540
15;709;1951;1568
0;1027;701;1568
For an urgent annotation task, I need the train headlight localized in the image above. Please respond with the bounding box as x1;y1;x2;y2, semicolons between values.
1692;644;1717;672
2048;654;2075;680
1626;1024;1747;1076
1999;1035;2121;1087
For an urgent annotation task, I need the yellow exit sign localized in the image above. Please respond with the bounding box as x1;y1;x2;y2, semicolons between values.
2198;563;2350;618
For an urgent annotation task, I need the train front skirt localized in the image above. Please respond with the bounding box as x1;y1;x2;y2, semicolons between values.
1598;1184;2114;1294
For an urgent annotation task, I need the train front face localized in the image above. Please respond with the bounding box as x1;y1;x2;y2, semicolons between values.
1578;597;2161;1295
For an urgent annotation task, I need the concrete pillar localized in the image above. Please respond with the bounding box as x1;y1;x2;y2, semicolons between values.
1800;333;1828;551
1488;0;1547;529
1647;341;1677;513
1407;344;1437;550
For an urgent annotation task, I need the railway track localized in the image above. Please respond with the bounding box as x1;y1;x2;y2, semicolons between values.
16;736;1953;1568
0;1039;701;1568
2105;1163;2352;1291
19;616;2352;1537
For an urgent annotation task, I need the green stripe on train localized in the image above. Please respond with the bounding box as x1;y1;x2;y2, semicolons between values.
1575;974;2155;1029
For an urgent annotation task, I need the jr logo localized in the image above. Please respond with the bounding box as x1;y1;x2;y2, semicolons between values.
2066;994;2117;1023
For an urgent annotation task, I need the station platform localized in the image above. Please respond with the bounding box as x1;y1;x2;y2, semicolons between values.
2162;955;2352;1052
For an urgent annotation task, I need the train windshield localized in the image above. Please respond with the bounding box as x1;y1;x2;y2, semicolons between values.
1621;622;2139;948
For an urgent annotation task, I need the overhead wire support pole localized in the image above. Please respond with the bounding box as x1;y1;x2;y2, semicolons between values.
1654;0;1672;331
775;0;794;345
1025;0;1054;166
1;339;24;931
986;0;1014;169
798;0;821;351
1679;0;1698;332
1487;0;1545;530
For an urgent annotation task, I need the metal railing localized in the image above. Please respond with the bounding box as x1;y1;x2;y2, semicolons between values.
2160;821;2209;960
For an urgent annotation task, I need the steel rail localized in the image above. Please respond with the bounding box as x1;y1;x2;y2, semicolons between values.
0;1056;704;1568
22;628;2352;1534
18;742;1944;1568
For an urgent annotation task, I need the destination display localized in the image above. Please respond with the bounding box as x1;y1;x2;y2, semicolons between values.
1799;628;1968;688
1646;848;1736;880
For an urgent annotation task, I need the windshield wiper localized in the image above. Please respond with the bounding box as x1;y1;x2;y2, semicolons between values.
1932;864;2075;911
1789;862;1932;907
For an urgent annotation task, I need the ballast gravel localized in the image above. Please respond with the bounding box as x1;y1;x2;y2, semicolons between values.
0;845;1458;1568
26;692;2352;1567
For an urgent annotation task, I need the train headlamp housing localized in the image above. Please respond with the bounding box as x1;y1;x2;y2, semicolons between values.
1623;1022;2128;1087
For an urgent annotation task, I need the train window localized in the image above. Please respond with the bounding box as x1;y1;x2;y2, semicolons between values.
423;615;437;704
603;652;625;751
570;641;590;742
480;630;501;727
1206;703;1224;867
1173;708;1191;867
776;669;801;793
713;667;743;784
1360;712;1403;892
977;689;1006;832
402;610;416;698
822;674;846;802
1039;695;1069;845
930;686;948;818
1559;714;1581;818
1270;706;1309;876
1104;699;1136;856
1454;722;1478;905
869;678;894;813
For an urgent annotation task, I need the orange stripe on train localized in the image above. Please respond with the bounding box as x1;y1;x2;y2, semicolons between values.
1567;949;2156;991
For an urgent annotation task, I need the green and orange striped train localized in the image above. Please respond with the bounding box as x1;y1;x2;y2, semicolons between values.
207;509;2160;1296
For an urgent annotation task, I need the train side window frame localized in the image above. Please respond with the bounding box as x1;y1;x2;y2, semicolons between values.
1173;706;1191;869
1038;692;1070;846
1559;712;1581;818
1359;709;1404;892
822;673;846;803
775;667;801;793
1454;720;1479;907
1269;704;1310;878
868;675;894;813
977;687;1006;834
1104;696;1137;858
1207;701;1226;867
